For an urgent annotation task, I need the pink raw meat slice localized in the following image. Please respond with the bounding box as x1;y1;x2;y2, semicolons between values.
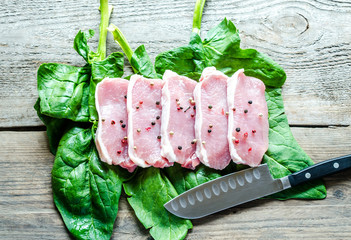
227;69;269;167
161;70;200;169
127;75;172;168
193;67;231;170
95;78;137;172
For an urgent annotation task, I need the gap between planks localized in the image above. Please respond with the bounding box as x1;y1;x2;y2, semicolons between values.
0;128;350;239
0;0;350;128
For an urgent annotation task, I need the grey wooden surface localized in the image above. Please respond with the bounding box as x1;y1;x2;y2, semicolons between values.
0;0;350;239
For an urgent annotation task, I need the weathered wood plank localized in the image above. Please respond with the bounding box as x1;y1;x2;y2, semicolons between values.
0;0;350;127
0;127;350;239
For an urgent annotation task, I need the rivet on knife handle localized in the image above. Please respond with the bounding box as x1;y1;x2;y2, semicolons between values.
288;154;351;187
164;154;351;219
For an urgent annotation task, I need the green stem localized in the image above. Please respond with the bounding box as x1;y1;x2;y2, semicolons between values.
107;24;137;73
97;0;113;61
192;0;206;34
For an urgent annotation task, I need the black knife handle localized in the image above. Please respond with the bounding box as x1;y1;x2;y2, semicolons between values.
288;154;351;187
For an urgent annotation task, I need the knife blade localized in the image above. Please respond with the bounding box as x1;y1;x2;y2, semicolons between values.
164;154;351;219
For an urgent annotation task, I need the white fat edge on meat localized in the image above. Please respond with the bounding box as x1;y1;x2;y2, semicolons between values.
227;69;245;164
193;75;210;167
160;70;177;162
199;66;217;81
95;78;113;165
127;75;151;168
195;67;230;167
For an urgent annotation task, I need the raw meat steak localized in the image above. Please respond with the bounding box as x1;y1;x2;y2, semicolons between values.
227;69;269;167
127;75;172;168
193;67;231;170
161;70;200;169
95;78;137;172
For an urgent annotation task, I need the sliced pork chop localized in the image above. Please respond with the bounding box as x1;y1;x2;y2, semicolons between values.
193;67;231;170
95;78;137;173
127;75;172;168
227;69;269;167
161;70;200;169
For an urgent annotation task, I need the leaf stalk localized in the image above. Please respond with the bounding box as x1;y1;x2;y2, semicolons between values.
192;0;206;34
97;0;113;61
108;24;137;73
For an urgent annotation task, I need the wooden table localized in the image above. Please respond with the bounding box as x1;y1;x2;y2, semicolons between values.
1;0;350;239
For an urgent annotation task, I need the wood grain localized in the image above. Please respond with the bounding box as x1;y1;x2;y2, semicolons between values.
1;0;350;239
0;127;350;239
0;0;350;127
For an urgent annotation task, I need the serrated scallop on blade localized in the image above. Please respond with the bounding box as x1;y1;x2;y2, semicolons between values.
164;164;290;219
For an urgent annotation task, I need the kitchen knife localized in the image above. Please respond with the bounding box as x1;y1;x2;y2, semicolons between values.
164;154;351;219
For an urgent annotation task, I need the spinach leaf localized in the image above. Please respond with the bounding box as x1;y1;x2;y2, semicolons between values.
213;48;287;88
130;45;159;78
263;88;326;199
108;25;159;79
155;18;325;200
123;168;192;240
37;1;133;239
91;52;124;81
155;33;205;80
89;52;124;121
34;99;71;154
38;30;125;122
201;18;286;87
73;29;95;63
37;63;91;122
155;19;286;88
52;127;123;240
